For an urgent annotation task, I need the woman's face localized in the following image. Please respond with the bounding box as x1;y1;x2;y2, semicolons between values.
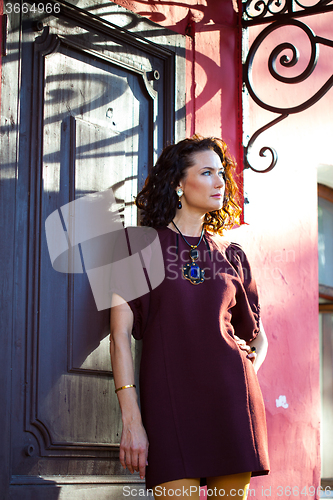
177;150;225;215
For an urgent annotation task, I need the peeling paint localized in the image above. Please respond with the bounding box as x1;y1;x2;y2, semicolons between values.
276;395;289;409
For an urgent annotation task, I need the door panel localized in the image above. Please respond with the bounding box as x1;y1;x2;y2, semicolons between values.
32;27;156;453
9;1;185;496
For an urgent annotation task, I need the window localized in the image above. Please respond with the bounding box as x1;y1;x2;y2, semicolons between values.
319;185;333;295
318;182;333;490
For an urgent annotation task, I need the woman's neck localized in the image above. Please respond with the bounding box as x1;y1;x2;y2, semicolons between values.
169;213;205;237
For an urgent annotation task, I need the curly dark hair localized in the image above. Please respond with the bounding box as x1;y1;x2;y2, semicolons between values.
135;135;242;234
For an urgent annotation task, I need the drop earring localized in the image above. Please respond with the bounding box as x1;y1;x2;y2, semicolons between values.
176;188;183;209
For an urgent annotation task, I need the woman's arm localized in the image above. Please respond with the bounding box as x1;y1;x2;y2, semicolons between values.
234;319;268;373
249;319;268;372
110;296;149;480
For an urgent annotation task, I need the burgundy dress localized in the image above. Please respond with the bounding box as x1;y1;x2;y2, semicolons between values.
126;227;270;489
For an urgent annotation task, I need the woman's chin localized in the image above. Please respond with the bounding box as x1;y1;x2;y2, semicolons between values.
207;200;223;212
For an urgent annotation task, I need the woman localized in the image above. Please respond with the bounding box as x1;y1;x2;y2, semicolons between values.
110;136;270;499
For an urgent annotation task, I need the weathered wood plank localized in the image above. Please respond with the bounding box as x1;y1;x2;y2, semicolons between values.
0;4;23;498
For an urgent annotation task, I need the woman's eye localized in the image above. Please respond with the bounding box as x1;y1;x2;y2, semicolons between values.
202;170;225;178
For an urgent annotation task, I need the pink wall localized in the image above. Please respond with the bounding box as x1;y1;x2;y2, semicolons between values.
234;11;333;499
112;0;324;498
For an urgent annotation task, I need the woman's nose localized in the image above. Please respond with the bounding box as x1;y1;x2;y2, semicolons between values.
215;174;225;188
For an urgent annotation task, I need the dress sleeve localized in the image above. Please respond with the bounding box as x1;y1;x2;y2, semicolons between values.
108;226;153;341
226;242;261;342
126;292;150;341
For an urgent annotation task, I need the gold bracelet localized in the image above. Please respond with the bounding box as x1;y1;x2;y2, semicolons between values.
115;384;136;394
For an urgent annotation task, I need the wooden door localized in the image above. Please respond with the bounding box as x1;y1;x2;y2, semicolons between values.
6;1;185;498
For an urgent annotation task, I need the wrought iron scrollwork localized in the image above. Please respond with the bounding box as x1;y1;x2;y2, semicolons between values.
243;13;333;172
243;0;288;22
243;115;288;172
243;0;333;25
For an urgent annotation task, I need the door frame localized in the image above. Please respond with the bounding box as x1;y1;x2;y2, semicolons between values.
0;0;185;497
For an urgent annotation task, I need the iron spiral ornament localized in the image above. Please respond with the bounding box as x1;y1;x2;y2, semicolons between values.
242;14;333;172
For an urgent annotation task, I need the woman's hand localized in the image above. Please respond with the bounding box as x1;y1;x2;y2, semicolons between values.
120;418;149;479
234;335;257;364
234;320;268;373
